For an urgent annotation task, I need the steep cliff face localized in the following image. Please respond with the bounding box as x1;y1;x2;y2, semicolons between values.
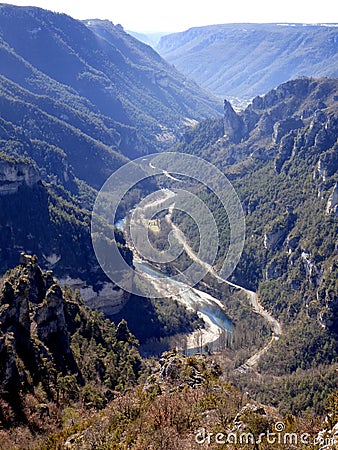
0;156;131;316
326;183;338;216
223;99;244;142
0;159;40;195
0;260;79;399
224;79;338;294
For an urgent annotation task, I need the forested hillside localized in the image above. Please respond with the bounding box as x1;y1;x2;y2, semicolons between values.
157;23;338;102
171;77;338;410
0;4;221;163
0;4;218;339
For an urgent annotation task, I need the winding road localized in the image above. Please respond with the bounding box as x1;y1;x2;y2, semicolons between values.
126;171;282;371
166;204;282;373
125;190;233;353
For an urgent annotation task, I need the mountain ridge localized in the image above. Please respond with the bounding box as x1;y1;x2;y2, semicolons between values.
157;23;338;102
0;4;222;154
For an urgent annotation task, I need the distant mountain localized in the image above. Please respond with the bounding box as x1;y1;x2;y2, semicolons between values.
127;30;168;48
157;24;338;102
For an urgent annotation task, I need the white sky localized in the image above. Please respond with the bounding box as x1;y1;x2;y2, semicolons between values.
6;0;338;32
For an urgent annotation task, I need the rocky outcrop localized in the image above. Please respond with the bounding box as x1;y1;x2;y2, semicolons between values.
0;257;79;395
0;159;40;195
233;403;267;429
316;149;338;182
144;350;222;391
59;277;129;315
286;235;300;253
326;183;338;216
304;110;338;153
35;284;67;340
301;251;321;286
0;256;142;431
316;262;338;333
264;229;286;250
274;133;296;173
251;78;311;112
0;163;131;310
215;79;338;175
255;113;274;137
272;118;303;144
224;100;244;142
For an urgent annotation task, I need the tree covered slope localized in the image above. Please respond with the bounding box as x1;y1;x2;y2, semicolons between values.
0;4;222;164
172;77;338;378
157;24;338;101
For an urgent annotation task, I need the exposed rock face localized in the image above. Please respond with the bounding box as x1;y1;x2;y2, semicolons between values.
263;229;286;250
59;277;129;315
255;113;274;137
251;78;311;112
286;235;300;253
274;133;296;173
272;118;303;144
224;99;244;142
326;183;338;216
0;160;40;195
0;256;142;431
0;257;79;396
213;79;338;177
316;150;338;182
147;350;222;390
302;110;338;160
0;160;131;314
35;284;67;339
301;251;321;286
233;403;267;428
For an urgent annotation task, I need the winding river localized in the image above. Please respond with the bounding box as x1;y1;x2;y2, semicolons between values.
115;220;233;355
116;179;281;367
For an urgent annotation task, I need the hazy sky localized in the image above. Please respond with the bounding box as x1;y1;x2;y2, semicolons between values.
6;0;338;32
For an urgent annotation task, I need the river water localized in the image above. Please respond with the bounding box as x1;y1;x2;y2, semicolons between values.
115;216;233;353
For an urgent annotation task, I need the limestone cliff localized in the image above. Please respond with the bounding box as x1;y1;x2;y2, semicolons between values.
0;158;40;195
326;183;338;216
0;258;79;398
223;99;244;142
